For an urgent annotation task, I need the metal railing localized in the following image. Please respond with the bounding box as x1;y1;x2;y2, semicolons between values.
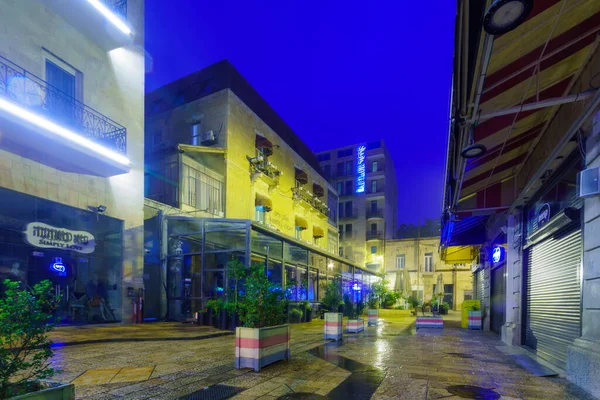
0;55;127;155
104;0;128;19
292;186;329;216
366;231;384;240
366;209;384;219
339;208;358;219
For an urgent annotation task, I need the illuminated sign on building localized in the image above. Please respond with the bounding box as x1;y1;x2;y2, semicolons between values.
356;144;366;193
24;222;95;254
50;257;66;276
492;246;504;264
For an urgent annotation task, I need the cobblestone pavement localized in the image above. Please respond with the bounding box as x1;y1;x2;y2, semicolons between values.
49;313;596;400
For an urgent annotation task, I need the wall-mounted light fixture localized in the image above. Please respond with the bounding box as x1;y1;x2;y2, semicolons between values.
483;0;532;35
87;0;132;36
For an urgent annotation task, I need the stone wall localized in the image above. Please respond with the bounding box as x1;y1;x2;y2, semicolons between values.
567;111;600;397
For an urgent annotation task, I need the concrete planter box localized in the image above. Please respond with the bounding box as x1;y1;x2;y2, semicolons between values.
367;309;378;326
468;311;482;330
9;382;75;400
346;318;364;333
235;324;290;372
416;316;443;329
324;312;343;340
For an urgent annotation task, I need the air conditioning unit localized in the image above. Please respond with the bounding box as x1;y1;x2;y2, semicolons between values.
579;166;600;198
200;130;217;146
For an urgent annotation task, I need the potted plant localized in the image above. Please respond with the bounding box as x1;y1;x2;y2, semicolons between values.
1;279;75;400
195;308;208;325
236;263;289;372
321;278;343;340
290;307;303;323
300;300;313;322
367;297;379;326
345;294;364;333
439;302;449;315
206;298;225;329
407;297;419;316
466;303;482;330
226;259;247;330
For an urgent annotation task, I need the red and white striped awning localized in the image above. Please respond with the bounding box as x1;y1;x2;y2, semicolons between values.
456;0;600;212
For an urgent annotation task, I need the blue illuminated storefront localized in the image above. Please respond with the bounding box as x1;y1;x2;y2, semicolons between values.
0;187;124;324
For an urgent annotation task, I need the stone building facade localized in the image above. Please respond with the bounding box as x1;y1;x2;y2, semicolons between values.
0;0;145;323
384;237;473;310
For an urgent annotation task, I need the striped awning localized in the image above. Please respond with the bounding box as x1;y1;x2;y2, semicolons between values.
313;226;324;238
295;216;308;230
295;167;308;185
255;193;272;211
313;183;325;198
255;135;273;156
455;0;600;212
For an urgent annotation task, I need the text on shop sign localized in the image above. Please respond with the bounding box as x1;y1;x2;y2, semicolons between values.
356;145;366;193
24;222;96;254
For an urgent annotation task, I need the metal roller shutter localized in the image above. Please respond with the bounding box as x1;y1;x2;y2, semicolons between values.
491;264;506;334
525;229;582;369
474;269;485;301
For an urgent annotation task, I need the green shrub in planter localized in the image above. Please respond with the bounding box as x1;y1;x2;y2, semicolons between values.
235;264;290;371
290;308;303;323
0;279;62;399
439;303;450;315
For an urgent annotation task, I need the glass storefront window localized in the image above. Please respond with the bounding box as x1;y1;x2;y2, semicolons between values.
311;252;327;273
308;268;318;301
250;229;283;259
318;270;327;300
204;270;225;299
0;187;123;325
267;260;283;285
205;228;246;251
285;242;308;264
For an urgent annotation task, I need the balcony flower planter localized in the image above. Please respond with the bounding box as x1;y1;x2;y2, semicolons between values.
324;312;343;340
468;311;482;330
367;309;378;326
346;318;365;333
235;324;291;372
416;316;443;329
8;382;74;400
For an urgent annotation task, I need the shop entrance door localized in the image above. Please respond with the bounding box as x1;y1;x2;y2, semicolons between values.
28;253;74;324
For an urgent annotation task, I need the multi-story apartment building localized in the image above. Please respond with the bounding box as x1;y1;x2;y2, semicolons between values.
316;141;397;271
143;60;379;320
0;1;145;324
384;237;473;310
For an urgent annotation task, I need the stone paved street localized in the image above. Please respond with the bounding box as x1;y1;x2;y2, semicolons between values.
49;313;596;400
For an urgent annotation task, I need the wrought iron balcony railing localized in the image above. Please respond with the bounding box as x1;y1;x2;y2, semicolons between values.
367;209;384;219
0;55;127;155
105;0;128;19
367;231;384;240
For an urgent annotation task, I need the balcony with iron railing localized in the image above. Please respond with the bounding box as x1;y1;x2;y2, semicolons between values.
0;55;130;176
339;208;359;220
366;231;384;241
366;209;384;219
292;186;329;217
41;0;133;50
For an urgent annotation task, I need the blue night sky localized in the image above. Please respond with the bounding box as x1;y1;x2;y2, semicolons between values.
145;1;456;225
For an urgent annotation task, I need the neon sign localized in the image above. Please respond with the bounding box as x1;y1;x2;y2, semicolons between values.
356;145;366;193
352;283;361;291
492;246;504;264
50;257;66;276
